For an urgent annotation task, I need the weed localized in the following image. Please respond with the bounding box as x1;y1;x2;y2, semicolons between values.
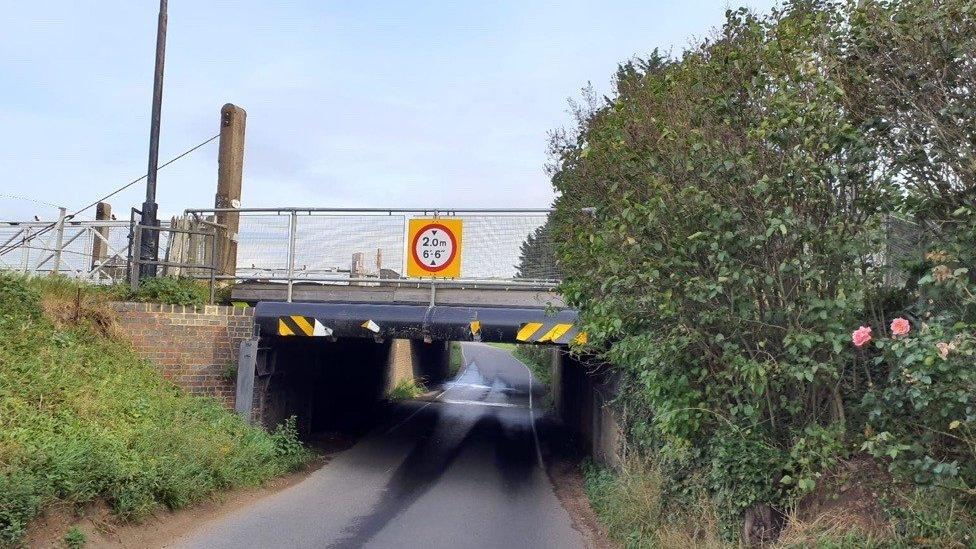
448;342;465;378
388;379;426;400
583;457;723;548
62;527;86;549
222;363;238;382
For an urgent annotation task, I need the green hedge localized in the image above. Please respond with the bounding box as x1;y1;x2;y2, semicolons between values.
549;0;975;541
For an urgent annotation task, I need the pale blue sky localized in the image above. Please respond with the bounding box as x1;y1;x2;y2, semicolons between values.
0;1;779;220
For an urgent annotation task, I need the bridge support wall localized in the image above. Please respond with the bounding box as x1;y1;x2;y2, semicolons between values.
110;302;253;408
552;350;623;469
387;339;450;391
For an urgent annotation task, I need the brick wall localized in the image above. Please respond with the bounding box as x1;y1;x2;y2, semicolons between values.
110;302;254;408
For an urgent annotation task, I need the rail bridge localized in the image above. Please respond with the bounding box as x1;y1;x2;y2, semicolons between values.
174;205;581;346
0;204;619;463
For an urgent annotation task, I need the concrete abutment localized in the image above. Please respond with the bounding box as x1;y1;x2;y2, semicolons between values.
551;350;623;469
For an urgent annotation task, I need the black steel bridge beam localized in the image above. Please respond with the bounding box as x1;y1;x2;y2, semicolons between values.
254;301;585;346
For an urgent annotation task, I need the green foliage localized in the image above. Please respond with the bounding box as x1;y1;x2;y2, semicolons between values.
0;275;310;546
885;488;976;546
128;276;210;306
781;424;845;499
709;426;784;529
271;416;313;471
448;342;465;378
388;378;426;400
549;0;976;542
63;527;86;549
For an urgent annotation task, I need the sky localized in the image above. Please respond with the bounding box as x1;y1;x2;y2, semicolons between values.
0;0;780;221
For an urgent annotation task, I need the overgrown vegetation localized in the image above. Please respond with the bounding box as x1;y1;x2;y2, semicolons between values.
126;276;212;306
389;378;427;400
584;458;722;548
550;0;976;544
0;275;310;546
449;342;465;378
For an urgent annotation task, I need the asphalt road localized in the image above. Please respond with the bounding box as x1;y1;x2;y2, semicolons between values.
174;343;585;549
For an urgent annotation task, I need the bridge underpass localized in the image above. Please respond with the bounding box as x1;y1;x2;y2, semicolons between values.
234;299;606;451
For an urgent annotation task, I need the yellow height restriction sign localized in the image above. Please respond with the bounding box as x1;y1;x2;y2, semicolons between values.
406;218;463;278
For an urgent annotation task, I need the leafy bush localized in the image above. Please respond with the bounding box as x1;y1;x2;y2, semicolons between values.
0;274;309;546
858;216;976;490
128;276;211;306
549;0;976;542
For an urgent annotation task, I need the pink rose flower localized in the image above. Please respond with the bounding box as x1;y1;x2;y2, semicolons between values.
890;317;911;336
937;342;951;360
852;326;872;348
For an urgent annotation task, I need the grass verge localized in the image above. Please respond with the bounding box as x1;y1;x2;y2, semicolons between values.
0;275;310;546
448;342;465;378
583;458;723;548
584;455;974;547
512;345;553;387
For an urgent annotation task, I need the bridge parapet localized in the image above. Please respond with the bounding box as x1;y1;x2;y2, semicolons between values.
185;207;560;301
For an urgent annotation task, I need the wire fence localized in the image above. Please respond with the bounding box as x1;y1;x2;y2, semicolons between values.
186;208;561;286
0;207;562;303
0;220;140;282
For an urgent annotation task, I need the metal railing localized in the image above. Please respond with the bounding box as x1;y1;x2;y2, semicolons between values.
184;207;561;300
0;215;219;300
0;217;137;282
1;206;561;303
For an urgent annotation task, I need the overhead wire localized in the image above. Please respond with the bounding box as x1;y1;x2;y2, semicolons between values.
0;134;220;257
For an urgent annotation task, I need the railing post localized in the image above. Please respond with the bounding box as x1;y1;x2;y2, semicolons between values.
91;202;111;275
209;227;217;304
130;224;142;293
21;227;31;274
51;207;67;276
286;210;297;302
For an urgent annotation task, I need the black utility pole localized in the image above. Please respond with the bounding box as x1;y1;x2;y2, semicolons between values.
139;0;168;277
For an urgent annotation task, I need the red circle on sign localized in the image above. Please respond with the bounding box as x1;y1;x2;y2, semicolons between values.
411;223;458;273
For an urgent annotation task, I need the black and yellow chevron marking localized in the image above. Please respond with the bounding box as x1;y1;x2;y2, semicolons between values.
278;315;315;336
516;322;587;345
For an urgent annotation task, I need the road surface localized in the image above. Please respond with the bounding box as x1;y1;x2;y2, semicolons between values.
174;343;585;549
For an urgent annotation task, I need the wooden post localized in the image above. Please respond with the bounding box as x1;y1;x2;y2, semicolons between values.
164;216;189;276
51;207;67;276
202;215;216;276
91;202;112;272
215;103;246;280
